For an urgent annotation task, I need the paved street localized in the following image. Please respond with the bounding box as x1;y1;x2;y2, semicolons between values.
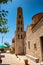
1;53;25;65
0;53;42;65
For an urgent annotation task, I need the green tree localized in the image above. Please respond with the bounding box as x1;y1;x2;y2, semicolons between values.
0;0;12;33
0;0;12;4
0;0;12;43
0;10;9;33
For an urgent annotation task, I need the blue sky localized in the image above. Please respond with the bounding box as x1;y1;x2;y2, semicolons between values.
0;0;43;45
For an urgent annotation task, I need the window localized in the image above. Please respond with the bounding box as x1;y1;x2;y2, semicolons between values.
18;21;20;24
18;27;19;31
28;41;30;49
19;15;21;18
18;34;20;39
21;27;22;31
21;20;22;24
21;35;23;39
34;44;37;49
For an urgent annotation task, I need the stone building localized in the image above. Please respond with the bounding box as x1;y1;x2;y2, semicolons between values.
26;13;43;62
10;38;15;50
12;38;15;49
15;7;25;55
12;7;43;62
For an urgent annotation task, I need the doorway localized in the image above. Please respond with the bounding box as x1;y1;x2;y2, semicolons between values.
40;36;43;61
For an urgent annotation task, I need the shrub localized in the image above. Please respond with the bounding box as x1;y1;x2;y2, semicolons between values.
9;47;15;54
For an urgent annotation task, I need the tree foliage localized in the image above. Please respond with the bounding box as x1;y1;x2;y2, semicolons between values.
0;0;12;34
0;10;9;33
0;0;12;4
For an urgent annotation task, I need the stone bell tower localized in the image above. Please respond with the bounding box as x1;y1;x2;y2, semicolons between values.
15;7;24;55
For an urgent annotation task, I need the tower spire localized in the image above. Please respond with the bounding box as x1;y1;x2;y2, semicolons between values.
15;7;24;54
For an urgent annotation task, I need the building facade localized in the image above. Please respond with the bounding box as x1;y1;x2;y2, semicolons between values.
26;13;43;62
12;7;43;62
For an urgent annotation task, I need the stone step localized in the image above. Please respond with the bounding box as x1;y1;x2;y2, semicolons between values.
26;54;39;63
